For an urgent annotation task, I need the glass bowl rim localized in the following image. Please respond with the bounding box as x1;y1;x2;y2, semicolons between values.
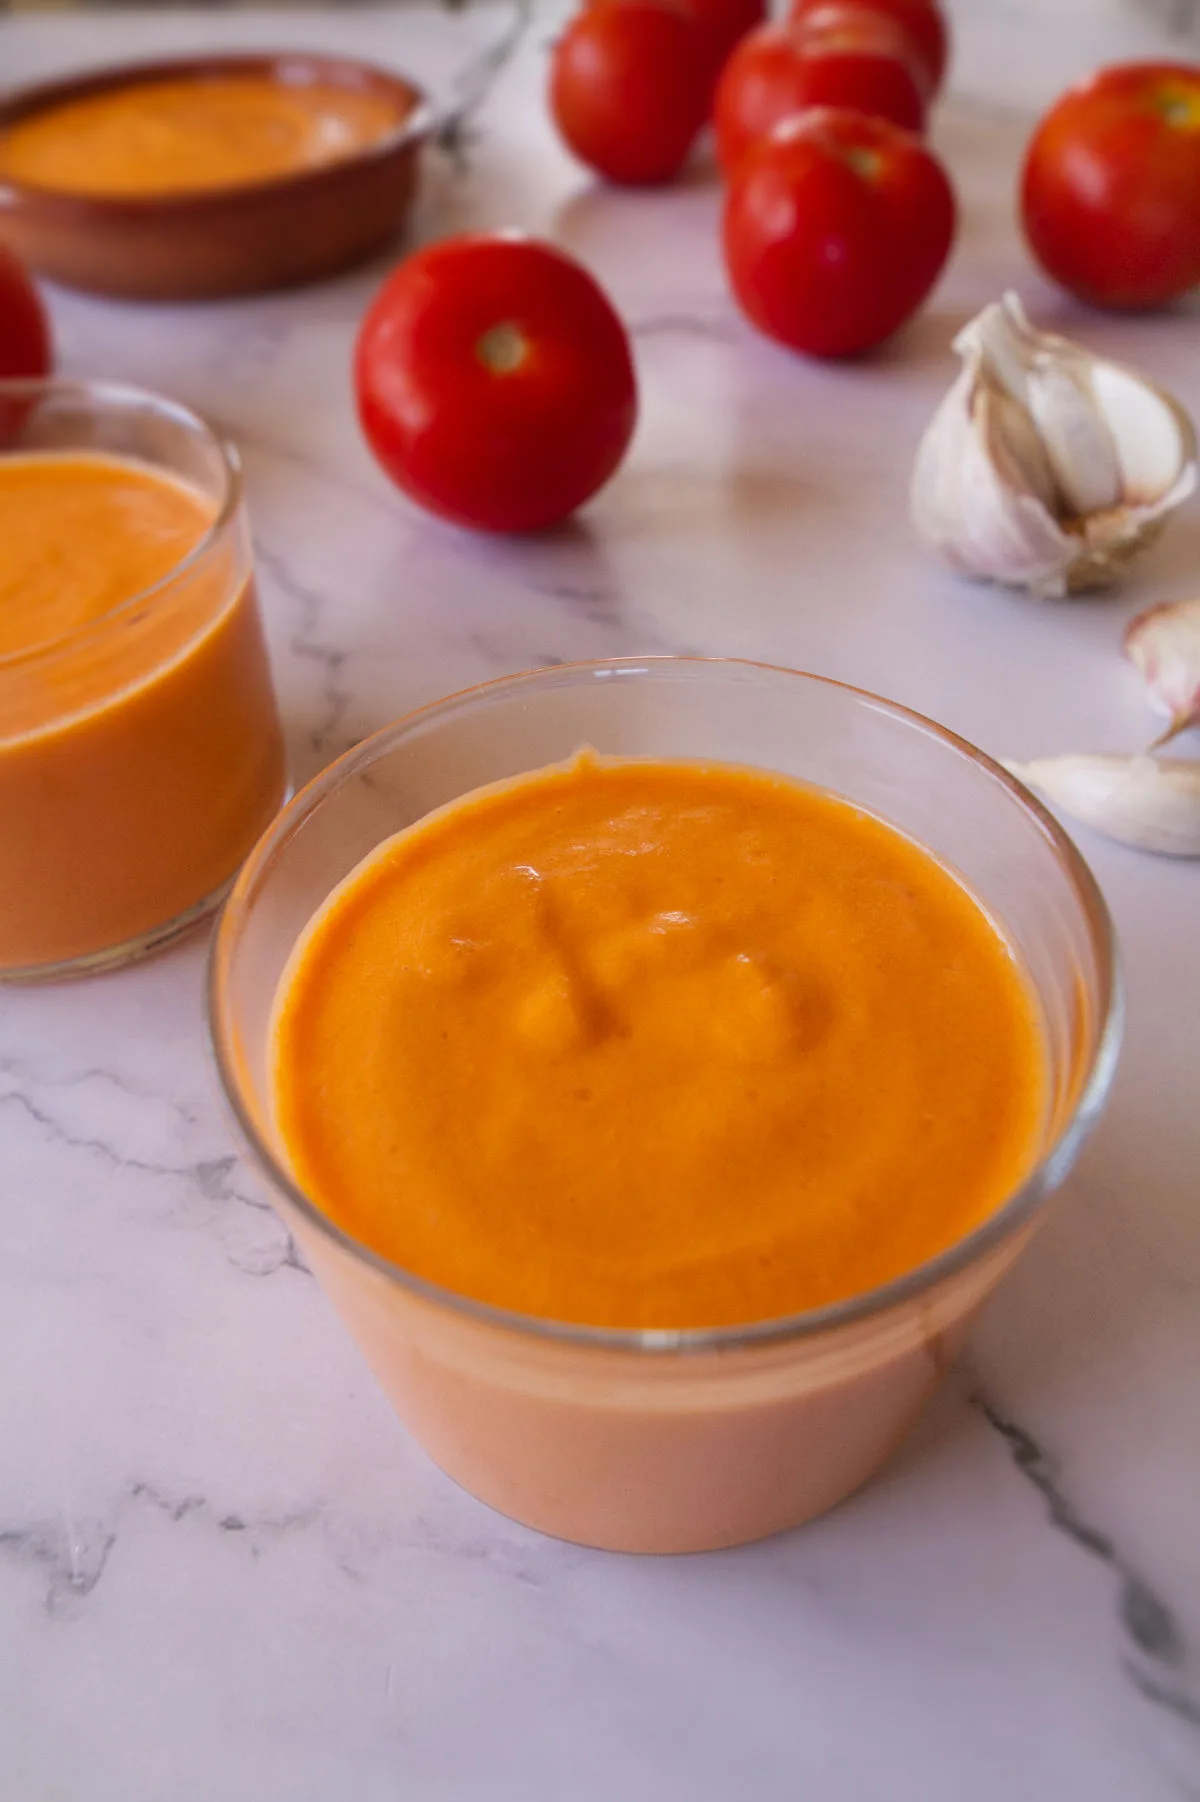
207;655;1123;1357
0;374;242;671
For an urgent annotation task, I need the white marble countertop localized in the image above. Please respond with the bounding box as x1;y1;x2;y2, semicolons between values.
2;5;1199;1797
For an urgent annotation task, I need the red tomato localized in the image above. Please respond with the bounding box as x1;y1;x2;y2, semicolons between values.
0;243;52;383
1021;61;1200;309
722;107;956;356
715;18;927;177
789;0;948;94
675;0;767;81
355;235;637;534
550;0;712;185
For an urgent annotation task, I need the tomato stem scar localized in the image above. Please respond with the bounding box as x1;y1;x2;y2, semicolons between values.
842;144;884;182
1156;86;1200;130
476;321;528;374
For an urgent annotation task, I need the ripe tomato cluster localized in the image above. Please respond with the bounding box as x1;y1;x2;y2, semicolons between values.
0;8;1192;543
0;27;1196;550
353;31;1199;535
549;0;956;362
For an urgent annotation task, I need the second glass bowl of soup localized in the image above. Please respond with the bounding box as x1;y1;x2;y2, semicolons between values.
209;658;1120;1553
0;377;286;980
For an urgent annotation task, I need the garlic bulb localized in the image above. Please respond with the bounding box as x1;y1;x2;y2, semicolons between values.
1006;754;1200;856
912;294;1198;597
1124;597;1200;746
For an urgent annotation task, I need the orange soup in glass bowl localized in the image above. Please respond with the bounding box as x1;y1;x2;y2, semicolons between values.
0;378;286;979
210;659;1120;1553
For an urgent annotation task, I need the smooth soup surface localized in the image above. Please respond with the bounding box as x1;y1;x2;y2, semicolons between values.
271;753;1048;1330
0;74;403;198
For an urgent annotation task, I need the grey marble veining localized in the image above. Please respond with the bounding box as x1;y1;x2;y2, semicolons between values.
1;4;1199;1798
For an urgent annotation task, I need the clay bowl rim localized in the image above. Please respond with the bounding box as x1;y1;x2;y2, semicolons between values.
0;49;434;222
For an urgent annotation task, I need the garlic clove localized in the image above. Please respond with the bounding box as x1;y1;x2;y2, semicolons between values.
912;375;1080;597
1005;753;1200;856
912;379;1076;591
1124;597;1200;746
985;386;1060;513
1091;362;1197;506
1024;360;1123;519
911;293;1198;597
989;300;1123;515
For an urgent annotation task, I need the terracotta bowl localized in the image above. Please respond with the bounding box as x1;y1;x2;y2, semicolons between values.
0;52;432;301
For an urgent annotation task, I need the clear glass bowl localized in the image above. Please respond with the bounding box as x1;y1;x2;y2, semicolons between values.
209;658;1120;1553
0;376;286;979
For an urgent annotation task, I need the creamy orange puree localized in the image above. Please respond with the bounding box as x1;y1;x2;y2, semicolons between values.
0;452;285;971
0;75;402;198
0;454;209;657
272;754;1046;1332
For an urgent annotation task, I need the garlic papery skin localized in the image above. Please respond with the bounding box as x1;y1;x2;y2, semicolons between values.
1005;754;1200;856
1124;597;1200;746
912;293;1198;597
